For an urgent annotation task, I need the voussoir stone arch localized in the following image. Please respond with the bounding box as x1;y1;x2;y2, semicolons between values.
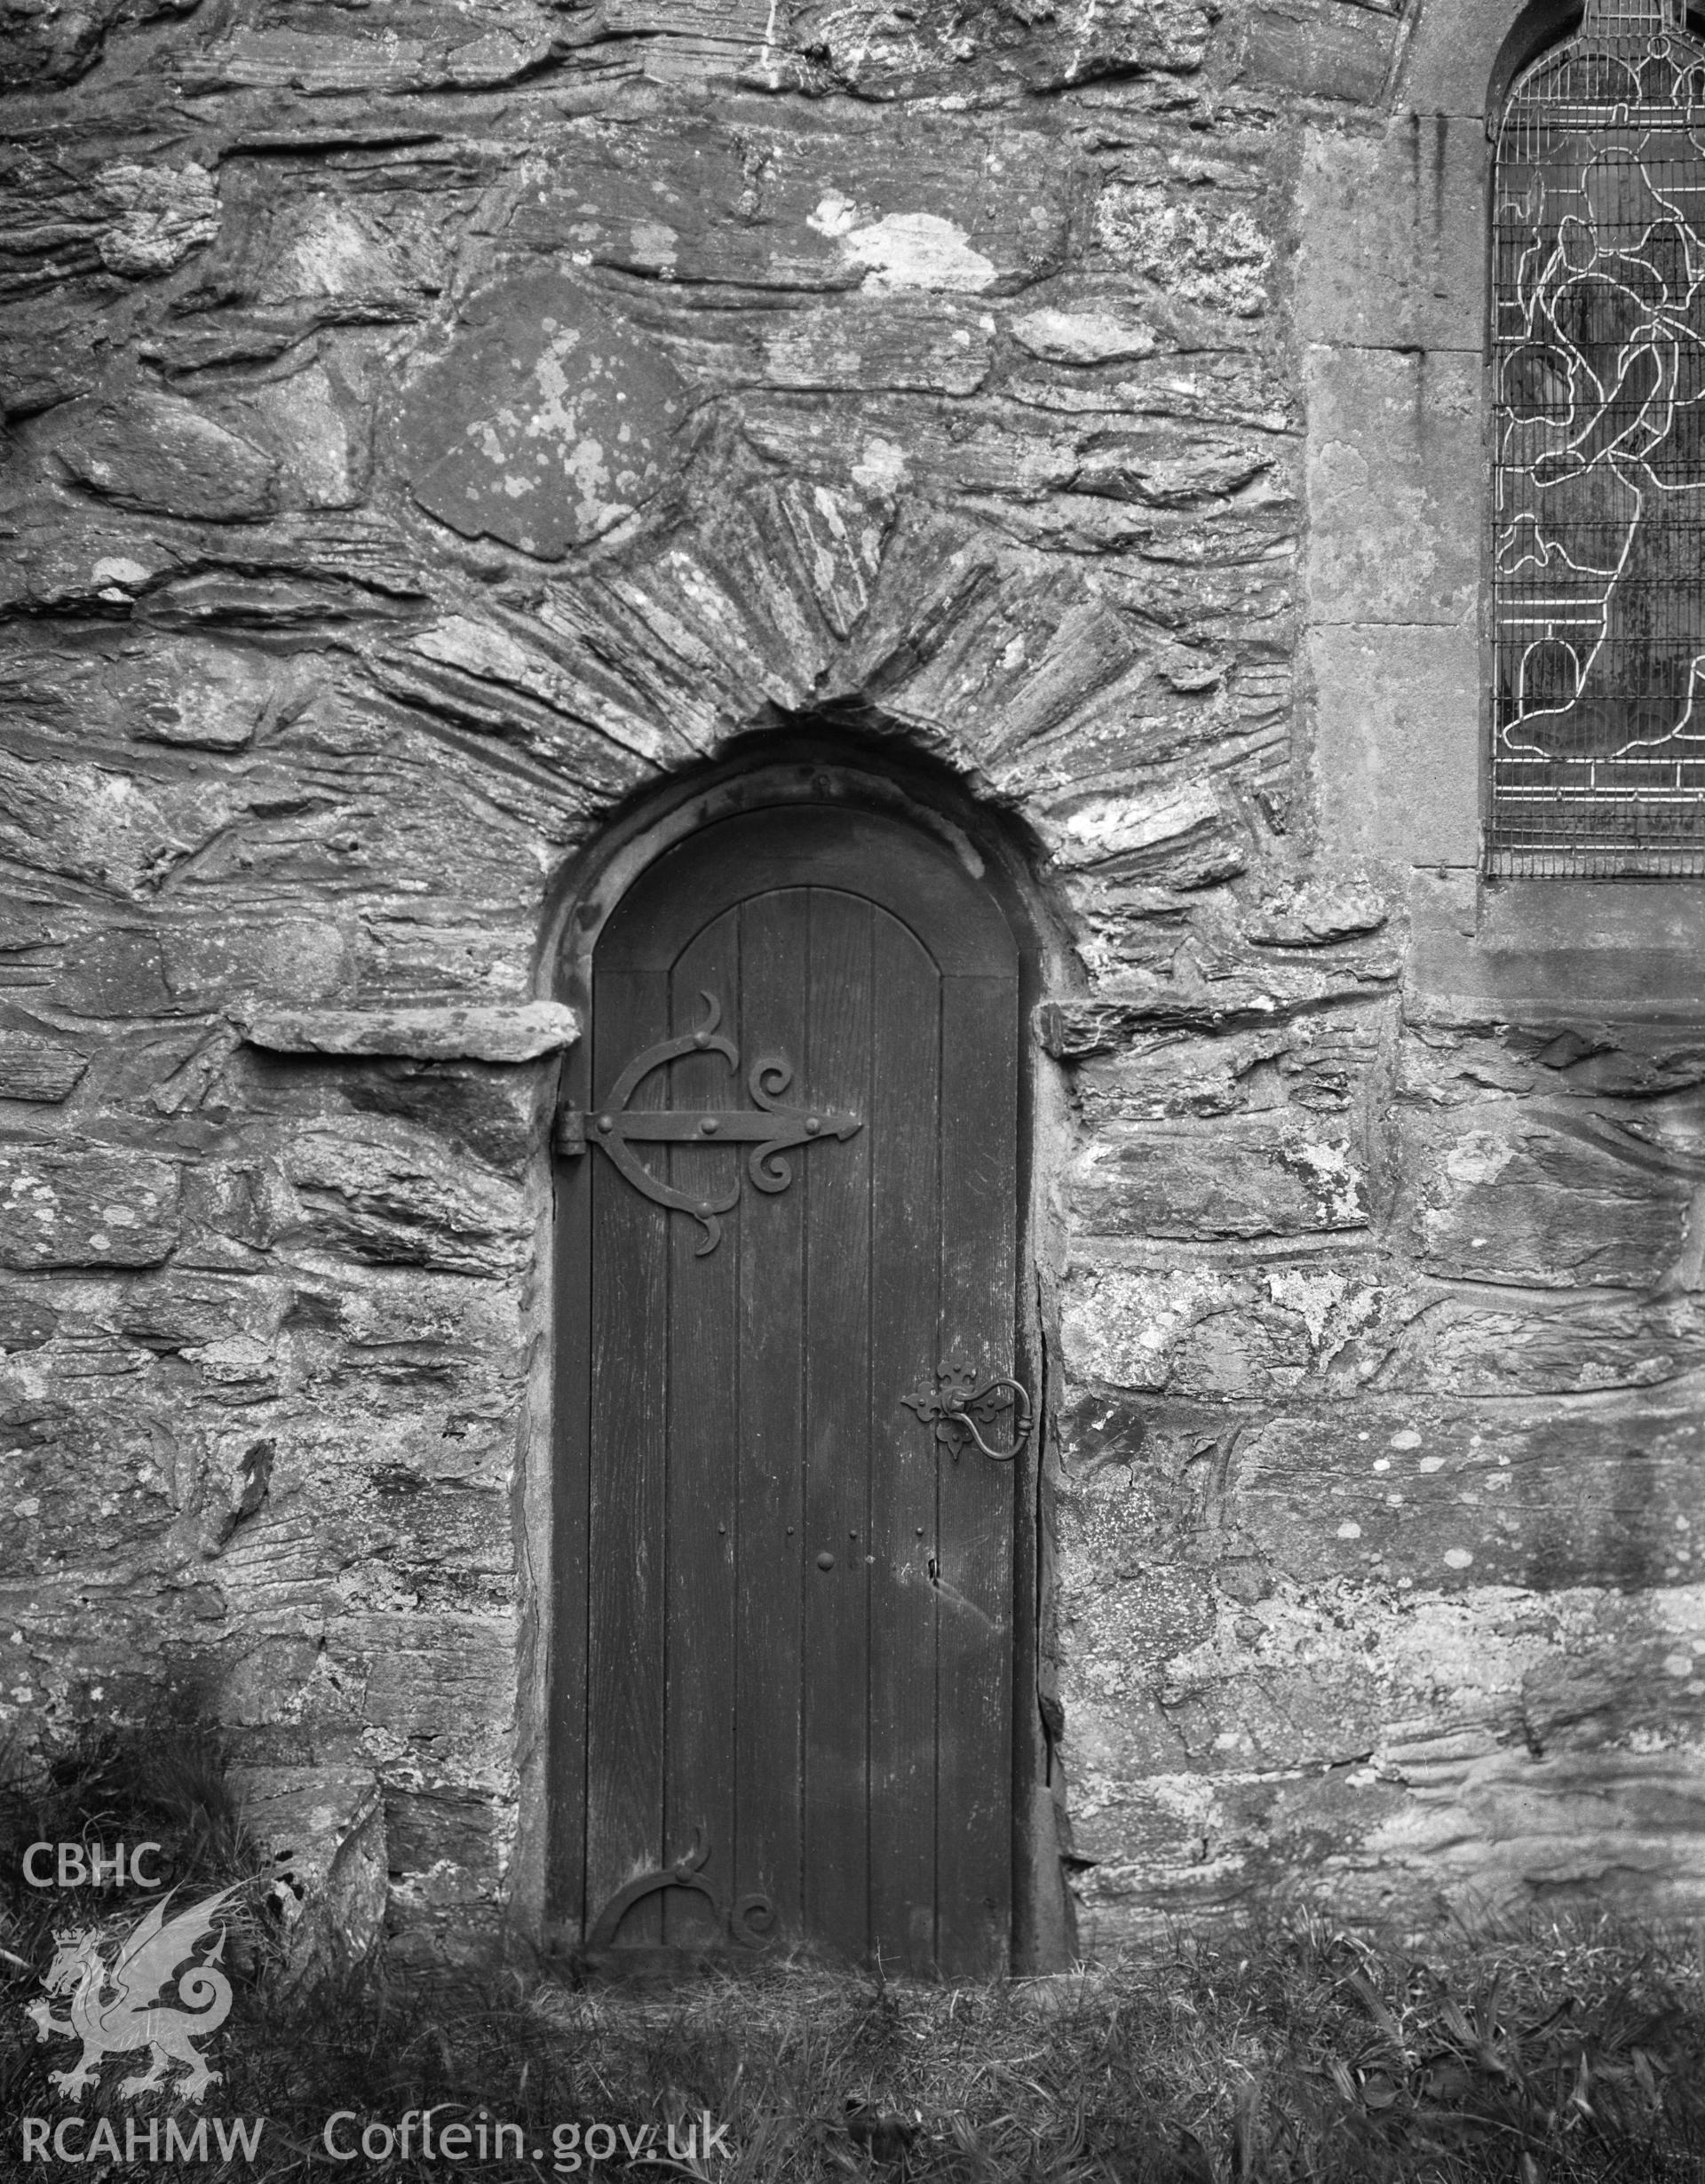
367;468;1252;901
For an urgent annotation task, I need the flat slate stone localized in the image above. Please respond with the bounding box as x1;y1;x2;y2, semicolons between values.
237;1000;578;1063
394;274;688;559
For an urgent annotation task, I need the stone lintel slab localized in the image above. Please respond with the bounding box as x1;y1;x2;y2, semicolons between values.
234;1001;578;1065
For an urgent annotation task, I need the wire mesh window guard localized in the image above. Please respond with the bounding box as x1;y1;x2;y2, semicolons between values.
1489;0;1705;875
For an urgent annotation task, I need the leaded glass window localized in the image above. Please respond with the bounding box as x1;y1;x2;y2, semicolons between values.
1490;0;1705;875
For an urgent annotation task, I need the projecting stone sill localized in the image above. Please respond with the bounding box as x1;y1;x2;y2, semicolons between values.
233;1001;578;1065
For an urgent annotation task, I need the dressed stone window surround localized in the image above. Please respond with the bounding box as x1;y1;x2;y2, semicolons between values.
1300;0;1705;1018
1489;0;1705;876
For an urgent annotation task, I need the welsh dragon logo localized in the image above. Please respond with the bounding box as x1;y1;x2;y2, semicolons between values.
27;1885;241;2104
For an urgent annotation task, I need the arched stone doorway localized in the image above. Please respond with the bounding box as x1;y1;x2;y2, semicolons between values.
545;754;1054;1977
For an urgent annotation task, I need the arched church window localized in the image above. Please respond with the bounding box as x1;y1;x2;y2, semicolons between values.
1490;0;1705;874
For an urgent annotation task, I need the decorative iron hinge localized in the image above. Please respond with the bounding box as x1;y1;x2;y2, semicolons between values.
903;1363;1033;1463
557;990;861;1256
584;1827;775;1955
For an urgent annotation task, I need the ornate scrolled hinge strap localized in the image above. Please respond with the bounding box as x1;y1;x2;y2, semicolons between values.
557;990;861;1255
583;1827;775;1955
902;1363;1034;1463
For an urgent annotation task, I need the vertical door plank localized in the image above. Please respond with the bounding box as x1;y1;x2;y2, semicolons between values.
867;909;942;1973
801;888;874;1958
585;965;671;1941
662;914;742;1944
934;971;1019;1977
735;889;812;1942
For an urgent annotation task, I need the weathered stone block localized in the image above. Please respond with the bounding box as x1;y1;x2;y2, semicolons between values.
0;1150;179;1269
1245;872;1390;949
296;1054;549;1195
1296;119;1488;353
1;0;129;86
506;114;1075;298
1061;1259;1393;1398
385;1783;506;1894
0;753;183;906
179;17;562;95
0;1369;194;1576
44;394;278;522
231;1762;386;1975
1397;0;1521;119
394;276;689;560
42;926;161;1021
344;1611;516;1764
1232;1393;1705;1592
1309;621;1480;870
1368;1747;1705;1922
1397;1105;1694;1290
1068;1114;1368;1240
383;1483;515;1603
95;161;220;278
1072;1011;1384;1124
1375;1291;1705;1399
0;1033;88;1103
0;1292;58;1352
1241;2;1400;107
1155;1660;1388;1776
1010;307;1158;367
1040;957;1399;1060
127;640;282;751
178;1161;287;1264
792;0;1216;97
1094;182;1276;321
282;1119;531;1277
167;920;353;1013
748;297;993;396
1305;345;1479;626
115;1271;281;1354
250;362;371;512
1058;1701;1194;1844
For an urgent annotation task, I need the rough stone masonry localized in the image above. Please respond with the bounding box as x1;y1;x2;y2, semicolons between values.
1;0;1702;1964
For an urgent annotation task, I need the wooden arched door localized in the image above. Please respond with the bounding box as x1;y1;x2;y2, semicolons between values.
552;800;1021;1976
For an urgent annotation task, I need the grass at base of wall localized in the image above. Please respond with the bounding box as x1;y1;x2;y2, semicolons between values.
6;1908;1705;2179
3;1730;1702;2180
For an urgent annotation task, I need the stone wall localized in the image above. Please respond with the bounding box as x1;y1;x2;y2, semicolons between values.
2;0;1701;1960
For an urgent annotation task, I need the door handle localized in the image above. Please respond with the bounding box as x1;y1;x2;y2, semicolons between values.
902;1365;1033;1463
